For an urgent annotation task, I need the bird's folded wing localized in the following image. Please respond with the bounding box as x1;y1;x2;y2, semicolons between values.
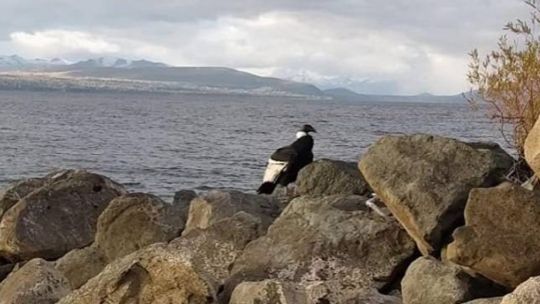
270;146;297;162
262;159;288;183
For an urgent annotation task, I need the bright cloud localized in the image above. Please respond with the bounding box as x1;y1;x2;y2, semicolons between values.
10;30;120;56
0;0;533;94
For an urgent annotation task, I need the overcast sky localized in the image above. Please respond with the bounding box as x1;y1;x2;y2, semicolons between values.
0;0;532;94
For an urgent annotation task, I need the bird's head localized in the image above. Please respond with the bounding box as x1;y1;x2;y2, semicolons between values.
296;124;317;138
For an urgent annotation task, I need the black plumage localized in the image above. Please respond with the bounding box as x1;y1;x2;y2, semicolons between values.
257;124;316;194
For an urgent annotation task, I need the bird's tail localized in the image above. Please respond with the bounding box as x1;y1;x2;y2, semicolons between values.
257;182;276;194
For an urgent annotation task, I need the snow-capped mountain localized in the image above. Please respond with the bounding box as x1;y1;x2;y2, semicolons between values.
0;55;167;70
69;57;167;68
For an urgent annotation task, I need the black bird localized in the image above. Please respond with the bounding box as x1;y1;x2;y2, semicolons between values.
257;124;316;194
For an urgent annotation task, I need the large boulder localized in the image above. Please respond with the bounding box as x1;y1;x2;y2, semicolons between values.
447;182;540;288
95;192;185;262
359;134;513;255
0;258;71;304
500;276;540;304
55;246;108;289
0;170;125;261
0;177;47;218
170;212;262;290
183;190;280;235
230;280;401;304
58;244;212;304
465;298;503;304
402;257;504;304
295;159;370;196
226;195;415;302
525;114;540;178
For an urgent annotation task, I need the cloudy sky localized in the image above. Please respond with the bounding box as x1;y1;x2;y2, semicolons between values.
0;0;532;94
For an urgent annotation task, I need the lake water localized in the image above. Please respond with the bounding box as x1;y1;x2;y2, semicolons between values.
0;90;508;200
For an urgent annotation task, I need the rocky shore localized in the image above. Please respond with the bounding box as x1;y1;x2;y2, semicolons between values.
2;128;540;303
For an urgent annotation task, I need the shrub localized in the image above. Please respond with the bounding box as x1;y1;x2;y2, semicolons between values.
468;0;540;167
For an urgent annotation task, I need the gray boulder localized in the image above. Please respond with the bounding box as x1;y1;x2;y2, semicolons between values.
296;159;370;196
0;177;47;218
359;134;513;255
95;192;185;262
183;190;280;235
447;182;540;288
402;257;505;304
0;258;71;304
226;195;415;302
0;170;125;261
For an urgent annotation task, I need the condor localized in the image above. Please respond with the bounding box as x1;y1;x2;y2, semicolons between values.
257;124;316;194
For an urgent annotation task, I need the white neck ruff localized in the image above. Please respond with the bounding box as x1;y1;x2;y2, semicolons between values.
296;131;307;139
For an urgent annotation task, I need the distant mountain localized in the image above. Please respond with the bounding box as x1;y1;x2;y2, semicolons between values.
0;55;54;69
323;87;467;103
68;57;168;69
0;55;468;101
0;55;324;98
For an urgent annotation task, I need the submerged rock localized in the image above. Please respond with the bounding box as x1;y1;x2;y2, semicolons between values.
95;192;185;262
447;182;540;288
0;170;125;261
402;257;505;304
359;134;513;255
226;195;415;302
58;244;212;304
183;190;280;235
295;159;370;196
0;258;71;304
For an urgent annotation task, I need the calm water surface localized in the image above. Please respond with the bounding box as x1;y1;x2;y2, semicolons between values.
0;91;507;200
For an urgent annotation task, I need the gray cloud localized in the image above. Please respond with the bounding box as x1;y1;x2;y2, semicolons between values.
0;0;532;94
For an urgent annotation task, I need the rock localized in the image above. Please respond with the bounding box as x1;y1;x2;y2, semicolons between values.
464;298;503;304
447;182;540;288
0;170;87;218
226;195;415;302
0;170;125;261
55;246;108;289
0;258;71;304
296;159;370;196
402;257;505;304
500;276;540;304
229;280;316;304
0;263;14;282
172;189;197;223
230;280;401;304
183;190;280;235
58;244;212;304
95;193;185;262
0;177;47;218
525;114;540;178
359;134;513;255
170;212;262;289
